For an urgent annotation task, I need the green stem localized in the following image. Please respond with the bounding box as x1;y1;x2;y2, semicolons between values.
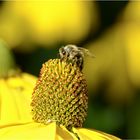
69;127;80;140
0;39;18;78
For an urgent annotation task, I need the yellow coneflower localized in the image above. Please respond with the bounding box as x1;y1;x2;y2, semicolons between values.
0;44;120;140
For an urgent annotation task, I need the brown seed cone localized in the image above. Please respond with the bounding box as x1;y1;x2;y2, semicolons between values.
31;59;88;129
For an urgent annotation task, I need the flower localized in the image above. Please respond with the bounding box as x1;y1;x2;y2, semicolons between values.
0;43;120;139
31;59;88;129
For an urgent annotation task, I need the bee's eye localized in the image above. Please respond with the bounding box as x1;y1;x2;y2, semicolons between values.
61;48;66;55
62;50;66;55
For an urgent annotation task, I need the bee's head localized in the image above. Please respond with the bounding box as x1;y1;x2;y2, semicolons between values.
59;46;66;59
59;45;78;59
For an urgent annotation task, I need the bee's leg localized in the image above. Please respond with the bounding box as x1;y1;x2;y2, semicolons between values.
79;58;84;71
75;55;83;71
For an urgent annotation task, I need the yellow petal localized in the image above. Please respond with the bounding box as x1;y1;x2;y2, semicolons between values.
0;122;77;140
73;127;121;140
0;122;120;140
0;122;56;140
0;73;37;125
56;125;76;140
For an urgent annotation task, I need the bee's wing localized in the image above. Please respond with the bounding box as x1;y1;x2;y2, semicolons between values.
78;47;96;58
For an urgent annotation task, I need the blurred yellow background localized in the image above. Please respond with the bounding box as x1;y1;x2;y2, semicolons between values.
0;1;140;139
0;1;98;51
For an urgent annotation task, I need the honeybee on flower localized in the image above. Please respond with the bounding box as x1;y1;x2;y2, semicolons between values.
59;44;95;70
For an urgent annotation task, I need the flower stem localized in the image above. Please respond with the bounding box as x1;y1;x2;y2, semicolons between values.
0;39;18;78
69;128;80;140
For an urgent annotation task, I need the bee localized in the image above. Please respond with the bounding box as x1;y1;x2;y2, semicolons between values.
59;44;95;70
